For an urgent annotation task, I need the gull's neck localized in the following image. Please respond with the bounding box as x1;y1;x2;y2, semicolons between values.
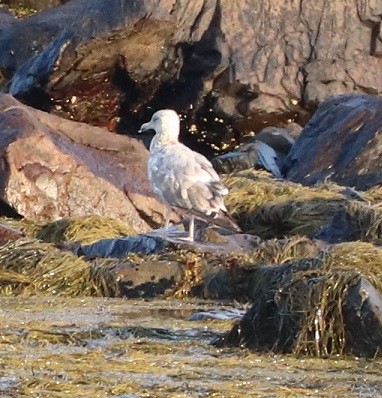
150;128;180;152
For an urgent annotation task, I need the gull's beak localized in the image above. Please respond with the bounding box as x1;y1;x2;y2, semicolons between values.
138;121;152;133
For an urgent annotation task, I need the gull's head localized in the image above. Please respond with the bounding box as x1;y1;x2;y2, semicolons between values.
140;109;180;143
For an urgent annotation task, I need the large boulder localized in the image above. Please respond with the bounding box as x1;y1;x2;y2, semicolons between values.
0;0;380;154
283;94;382;190
0;94;169;229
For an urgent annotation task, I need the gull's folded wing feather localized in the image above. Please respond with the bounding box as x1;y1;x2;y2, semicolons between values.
148;144;228;214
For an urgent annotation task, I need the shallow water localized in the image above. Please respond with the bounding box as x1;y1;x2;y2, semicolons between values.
0;296;381;397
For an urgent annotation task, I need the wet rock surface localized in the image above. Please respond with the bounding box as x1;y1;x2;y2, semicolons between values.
254;126;296;156
115;260;184;298
3;296;382;397
77;234;168;258
283;94;382;190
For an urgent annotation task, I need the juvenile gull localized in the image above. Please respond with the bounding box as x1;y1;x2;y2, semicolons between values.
140;109;231;241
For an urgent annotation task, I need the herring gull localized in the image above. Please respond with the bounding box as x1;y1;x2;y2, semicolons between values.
140;109;232;241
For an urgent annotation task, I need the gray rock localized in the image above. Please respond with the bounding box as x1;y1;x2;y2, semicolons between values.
212;141;282;177
253;126;295;156
283;94;382;190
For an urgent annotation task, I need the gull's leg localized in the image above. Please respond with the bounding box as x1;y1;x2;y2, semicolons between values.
163;205;172;238
187;215;195;241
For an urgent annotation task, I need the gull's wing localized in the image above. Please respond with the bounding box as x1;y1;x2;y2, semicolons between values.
148;143;228;215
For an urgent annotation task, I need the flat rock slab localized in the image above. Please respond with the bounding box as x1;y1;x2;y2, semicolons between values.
77;235;168;258
0;94;170;229
283;94;382;190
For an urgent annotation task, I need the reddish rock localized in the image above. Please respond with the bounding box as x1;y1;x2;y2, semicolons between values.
0;94;172;229
0;220;24;244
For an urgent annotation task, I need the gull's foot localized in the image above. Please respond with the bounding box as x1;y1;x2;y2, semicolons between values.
177;235;194;242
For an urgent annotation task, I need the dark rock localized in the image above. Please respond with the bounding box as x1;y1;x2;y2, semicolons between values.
316;209;362;244
0;198;21;218
0;7;16;33
283;94;382;190
212;141;282;176
343;277;382;358
212;150;257;174
340;187;367;202
74;228;259;259
68;229;260;300
78;235;167;258
213;259;325;351
0;0;159;76
197;264;254;301
0;93;172;229
283;123;303;140
0;0;380;154
316;201;382;245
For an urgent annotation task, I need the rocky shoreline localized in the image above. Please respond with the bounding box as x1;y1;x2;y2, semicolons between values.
0;0;381;363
